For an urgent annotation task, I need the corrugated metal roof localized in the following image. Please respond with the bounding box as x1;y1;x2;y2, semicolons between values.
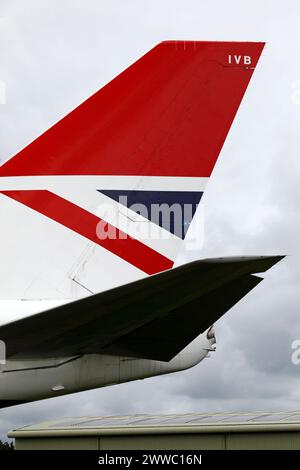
10;410;300;434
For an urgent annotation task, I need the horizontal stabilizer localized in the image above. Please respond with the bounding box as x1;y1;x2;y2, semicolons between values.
0;256;283;361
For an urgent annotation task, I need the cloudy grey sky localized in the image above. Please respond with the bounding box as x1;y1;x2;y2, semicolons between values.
1;0;300;441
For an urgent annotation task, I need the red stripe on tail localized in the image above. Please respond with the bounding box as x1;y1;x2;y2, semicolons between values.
0;190;173;275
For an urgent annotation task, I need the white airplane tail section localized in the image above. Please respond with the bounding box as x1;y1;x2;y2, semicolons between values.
0;41;265;299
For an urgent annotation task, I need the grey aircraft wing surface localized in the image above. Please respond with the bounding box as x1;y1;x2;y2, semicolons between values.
0;256;283;362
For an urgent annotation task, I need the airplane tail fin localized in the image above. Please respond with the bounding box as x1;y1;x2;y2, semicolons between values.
0;41;265;298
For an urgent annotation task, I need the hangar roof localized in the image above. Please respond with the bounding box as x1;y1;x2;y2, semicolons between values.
9;411;300;438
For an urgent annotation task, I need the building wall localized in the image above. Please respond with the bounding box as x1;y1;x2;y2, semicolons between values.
14;431;300;450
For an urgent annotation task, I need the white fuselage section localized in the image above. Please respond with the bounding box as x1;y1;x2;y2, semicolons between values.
0;301;215;403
